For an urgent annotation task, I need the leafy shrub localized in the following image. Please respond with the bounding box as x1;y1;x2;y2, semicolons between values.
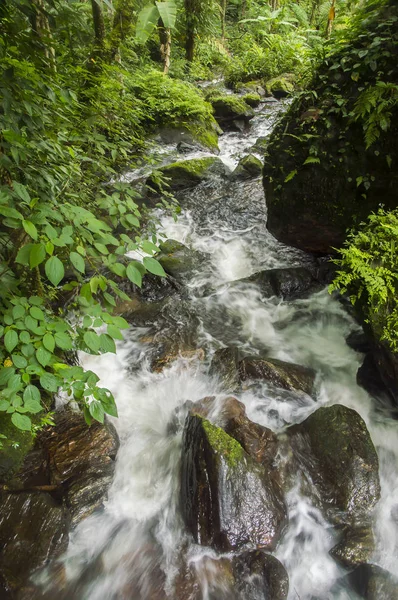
331;209;398;351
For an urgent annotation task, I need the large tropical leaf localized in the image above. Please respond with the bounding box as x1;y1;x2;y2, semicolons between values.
135;3;159;44
156;0;177;29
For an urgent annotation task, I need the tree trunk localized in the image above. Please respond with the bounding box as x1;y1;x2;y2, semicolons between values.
184;0;196;62
221;0;226;41
30;0;56;70
91;0;106;54
109;0;135;63
160;27;171;74
326;0;335;39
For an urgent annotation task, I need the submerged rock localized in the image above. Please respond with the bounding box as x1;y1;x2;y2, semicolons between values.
232;550;289;600
235;266;318;300
231;154;263;180
157;239;206;282
180;412;287;552
347;564;398;599
289;404;380;522
240;357;316;396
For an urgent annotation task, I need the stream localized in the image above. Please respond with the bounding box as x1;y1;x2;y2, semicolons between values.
41;100;398;599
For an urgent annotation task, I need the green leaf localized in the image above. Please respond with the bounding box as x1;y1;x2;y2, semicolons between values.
30;306;45;320
11;354;27;369
84;331;101;353
12;181;30;203
109;262;126;277
24;384;41;404
54;331;73;350
156;0;177;28
36;347;52;367
40;372;58;392
11;413;32;431
303;156;320;165
99;333;116;354
107;324;124;340
135;3;159;43
24;316;38;332
43;333;55;352
45;256;65;286
70;251;85;273
4;330;18;353
29;243;46;268
89;400;105;424
0;400;10;411
0;205;23;220
126;262;143;287
0;368;15;386
94;243;109;255
23;398;42;414
15;244;34;266
143;257;167;277
284;169;298;183
112;316;129;329
12;305;25;320
22;220;38;240
29;296;43;306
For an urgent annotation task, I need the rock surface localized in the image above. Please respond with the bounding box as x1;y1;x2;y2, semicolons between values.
240;356;316;396
347;564;398;599
330;524;375;568
147;157;227;193
234;266;319;300
210;95;255;129
289;404;380;522
157;239;206;282
180;411;286;552
209;347;241;392
231;154;263;180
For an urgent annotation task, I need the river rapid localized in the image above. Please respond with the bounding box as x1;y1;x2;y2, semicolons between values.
42;99;398;599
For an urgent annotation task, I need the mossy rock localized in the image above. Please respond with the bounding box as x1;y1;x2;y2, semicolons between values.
157;239;206;281
181;412;287;552
236;81;267;97
250;135;269;154
242;92;261;107
231;154;263;180
147;156;228;193
210;95;255;125
264;76;294;99
0;414;34;483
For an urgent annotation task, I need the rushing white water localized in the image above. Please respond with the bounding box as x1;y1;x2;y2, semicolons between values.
45;101;398;600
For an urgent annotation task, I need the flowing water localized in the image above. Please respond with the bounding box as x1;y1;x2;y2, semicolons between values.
42;101;398;599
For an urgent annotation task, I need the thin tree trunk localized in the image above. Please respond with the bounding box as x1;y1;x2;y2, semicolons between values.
184;0;196;62
30;0;56;70
326;0;335;39
91;0;106;53
221;0;226;41
160;28;171;74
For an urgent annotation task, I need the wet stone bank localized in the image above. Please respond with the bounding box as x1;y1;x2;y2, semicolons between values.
1;94;398;600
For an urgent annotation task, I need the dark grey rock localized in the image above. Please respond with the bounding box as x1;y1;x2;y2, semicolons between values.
209;347;241;391
240;356;316;396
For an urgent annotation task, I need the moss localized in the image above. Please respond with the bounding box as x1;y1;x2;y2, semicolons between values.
264;76;295;97
242;93;261;107
163;157;219;177
210;95;254;121
188;123;220;151
0;414;34;483
202;418;244;468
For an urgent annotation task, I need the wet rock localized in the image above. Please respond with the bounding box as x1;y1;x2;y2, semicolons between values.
0;492;68;595
156;125;220;152
235;266;319;300
289;404;380;522
236;81;267;97
157;239;206;282
232;550;289;600
231;154;263;180
240;357;316;396
371;340;398;406
330;524;375;568
347;564;398;599
250;135;269;154
210;95;255;129
346;330;371;354
357;353;391;400
209;347;241;391
180;412;287;552
147;157;228;193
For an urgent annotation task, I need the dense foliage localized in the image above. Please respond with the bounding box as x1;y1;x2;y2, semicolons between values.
331;209;398;351
1;0;392;445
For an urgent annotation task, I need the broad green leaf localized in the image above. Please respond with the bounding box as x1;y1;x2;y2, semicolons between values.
136;3;159;44
126;262;143;287
36;347;51;367
29;296;43;306
45;256;65;286
143;256;167;277
0;367;15;386
70;251;85;273
15;244;34;266
112;316;129;329
40;372;58;392
11;413;32;431
43;333;55;352
107;324;124;340
4;330;18;353
30;306;44;320
99;333;116;354
23;384;41;404
30;243;46;268
0;400;10;411
54;331;72;350
0;205;23;220
84;331;101;352
94;243;109;255
24;316;37;332
22;220;38;240
12;181;30;203
88;400;105;424
156;0;177;28
284;169;297;183
11;354;27;369
12;305;25;320
110;262;126;277
23;398;42;414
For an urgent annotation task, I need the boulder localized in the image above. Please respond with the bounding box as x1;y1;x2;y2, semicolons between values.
250;135;269;155
264;75;295;98
347;564;398;599
147;157;228;193
232;550;289;600
231;154;263;180
210;95;255;128
289;404;380;522
235;81;267;97
345;330;371;354
180;412;287;552
157;239;206;282
234;266;319;300
239;357;316;396
242;92;261;107
263;3;398;254
156;124;220;152
209;347;240;392
330;524;375;568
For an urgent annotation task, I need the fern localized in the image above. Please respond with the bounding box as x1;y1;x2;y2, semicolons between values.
352;82;398;148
